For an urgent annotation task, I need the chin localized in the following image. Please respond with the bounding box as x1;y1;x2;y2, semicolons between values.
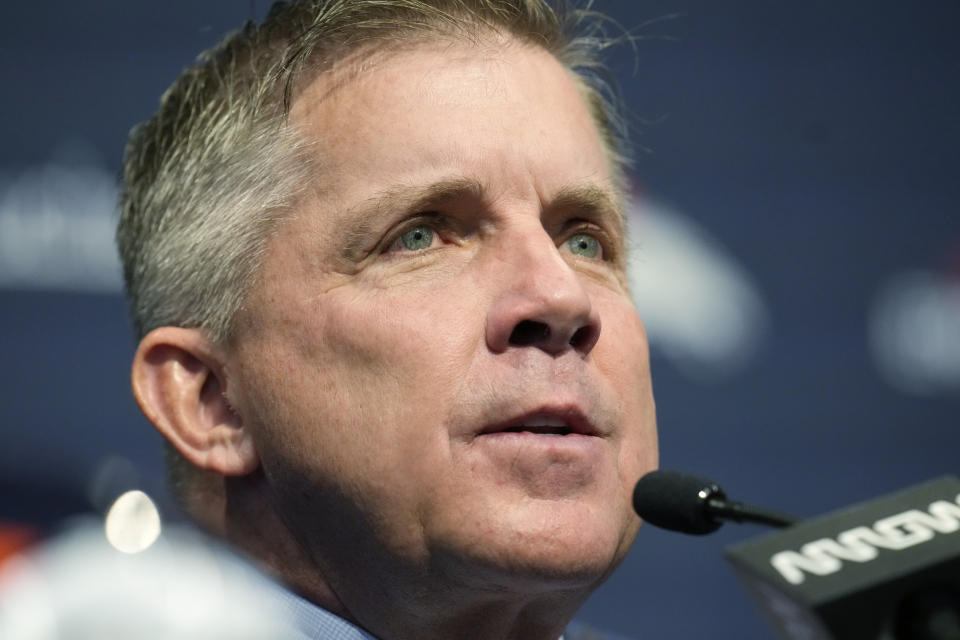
437;500;639;593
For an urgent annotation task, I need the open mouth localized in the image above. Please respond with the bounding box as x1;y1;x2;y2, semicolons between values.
479;411;598;438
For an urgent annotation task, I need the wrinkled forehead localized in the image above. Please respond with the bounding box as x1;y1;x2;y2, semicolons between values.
286;35;626;220
289;33;525;127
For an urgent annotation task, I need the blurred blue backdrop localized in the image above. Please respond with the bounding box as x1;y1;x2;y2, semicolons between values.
1;2;958;638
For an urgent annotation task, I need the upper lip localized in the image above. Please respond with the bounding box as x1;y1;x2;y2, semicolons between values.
478;405;601;438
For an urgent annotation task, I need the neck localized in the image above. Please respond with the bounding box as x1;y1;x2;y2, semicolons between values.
321;560;588;640
213;475;593;640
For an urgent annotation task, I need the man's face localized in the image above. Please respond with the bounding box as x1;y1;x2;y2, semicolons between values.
229;39;657;598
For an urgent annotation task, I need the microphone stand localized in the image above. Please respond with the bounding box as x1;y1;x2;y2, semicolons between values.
705;497;797;529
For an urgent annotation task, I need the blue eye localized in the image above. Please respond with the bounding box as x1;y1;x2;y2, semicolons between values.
566;233;601;259
395;225;435;251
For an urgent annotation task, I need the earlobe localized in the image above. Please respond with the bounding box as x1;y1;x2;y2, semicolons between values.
131;327;260;476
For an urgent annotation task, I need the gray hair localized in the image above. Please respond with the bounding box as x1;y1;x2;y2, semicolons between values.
117;0;631;346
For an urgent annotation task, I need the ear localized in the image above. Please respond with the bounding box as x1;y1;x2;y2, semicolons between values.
131;327;259;476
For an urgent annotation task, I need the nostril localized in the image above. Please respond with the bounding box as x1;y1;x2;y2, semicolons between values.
509;320;550;347
569;325;595;351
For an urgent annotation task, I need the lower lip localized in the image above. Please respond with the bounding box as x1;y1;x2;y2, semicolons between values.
471;431;605;461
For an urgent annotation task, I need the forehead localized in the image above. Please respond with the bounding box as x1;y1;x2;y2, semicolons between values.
287;38;618;205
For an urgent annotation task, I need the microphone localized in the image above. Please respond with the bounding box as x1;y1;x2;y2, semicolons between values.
633;470;960;639
632;469;797;535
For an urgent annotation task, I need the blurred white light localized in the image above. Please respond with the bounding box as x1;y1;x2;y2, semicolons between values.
626;199;770;381
0;159;121;293
104;490;161;554
869;269;960;395
0;520;293;639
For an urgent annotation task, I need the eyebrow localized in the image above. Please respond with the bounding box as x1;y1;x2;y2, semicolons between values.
338;177;486;260
337;177;625;260
554;181;626;239
550;184;625;229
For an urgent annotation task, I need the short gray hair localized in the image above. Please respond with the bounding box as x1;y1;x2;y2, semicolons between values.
117;0;631;346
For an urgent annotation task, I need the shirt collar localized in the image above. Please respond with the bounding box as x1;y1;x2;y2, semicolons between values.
273;587;380;640
271;587;575;640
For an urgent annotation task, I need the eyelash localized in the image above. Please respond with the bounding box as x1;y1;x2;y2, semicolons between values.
383;214;450;255
379;216;616;262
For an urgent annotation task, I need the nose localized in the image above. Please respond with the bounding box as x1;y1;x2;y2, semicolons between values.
485;227;601;357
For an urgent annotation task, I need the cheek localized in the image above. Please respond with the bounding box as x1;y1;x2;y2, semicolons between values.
235;284;492;559
320;284;482;383
239;283;484;470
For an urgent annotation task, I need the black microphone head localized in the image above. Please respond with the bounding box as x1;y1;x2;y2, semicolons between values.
633;470;726;535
